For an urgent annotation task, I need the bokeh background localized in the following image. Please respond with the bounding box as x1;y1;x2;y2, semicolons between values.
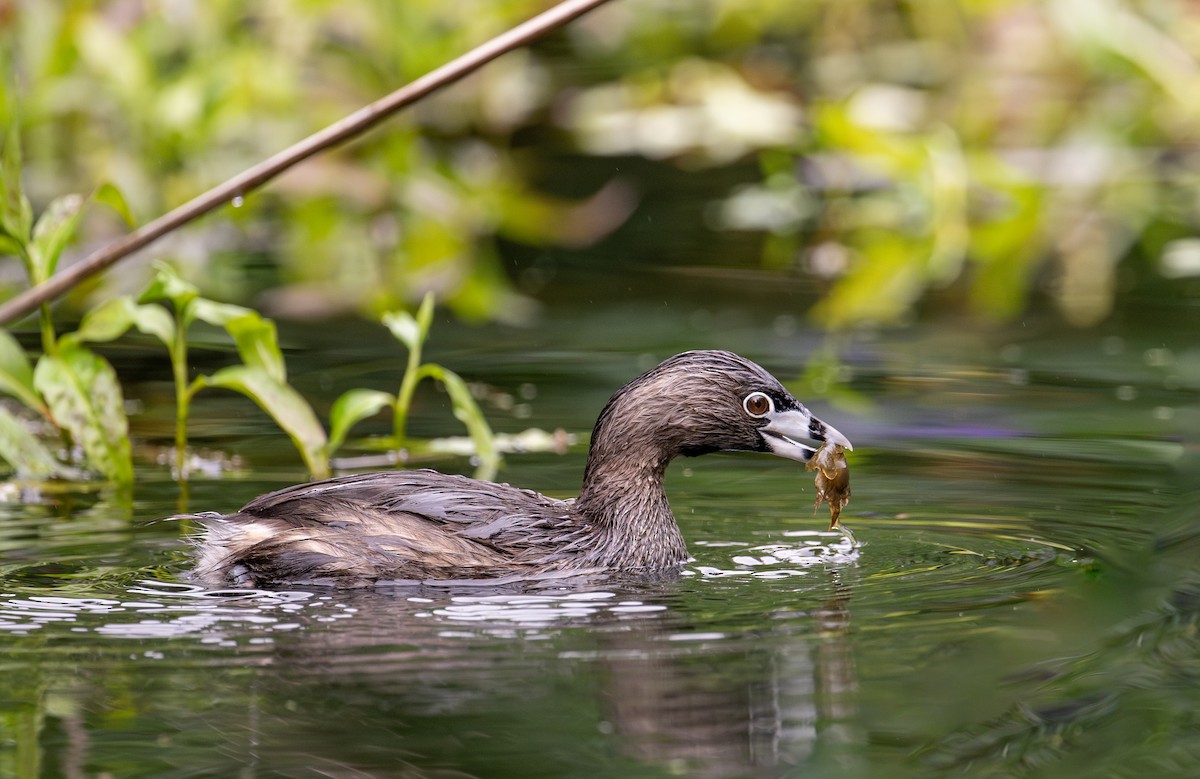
5;0;1200;331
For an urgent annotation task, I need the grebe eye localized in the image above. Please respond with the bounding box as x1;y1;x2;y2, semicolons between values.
743;392;773;417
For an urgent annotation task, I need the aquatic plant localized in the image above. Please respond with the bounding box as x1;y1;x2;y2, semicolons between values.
67;268;500;483
0;257;500;484
382;293;499;479
0;326;131;483
321;292;502;480
0;126;135;482
70;263;328;481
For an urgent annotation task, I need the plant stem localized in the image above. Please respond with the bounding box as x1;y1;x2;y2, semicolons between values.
393;335;423;445
38;303;56;356
22;244;57;356
172;321;190;481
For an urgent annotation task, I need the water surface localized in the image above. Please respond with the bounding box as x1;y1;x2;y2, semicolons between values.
1;293;1197;778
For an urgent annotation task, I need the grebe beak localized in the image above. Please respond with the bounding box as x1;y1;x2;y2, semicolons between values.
760;408;853;463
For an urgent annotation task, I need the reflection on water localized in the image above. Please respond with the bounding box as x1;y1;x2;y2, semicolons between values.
594;572;858;778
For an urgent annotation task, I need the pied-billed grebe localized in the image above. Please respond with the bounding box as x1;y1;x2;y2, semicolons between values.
189;350;852;587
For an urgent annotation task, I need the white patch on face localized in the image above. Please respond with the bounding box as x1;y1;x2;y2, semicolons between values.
759;408;853;462
759;408;818;462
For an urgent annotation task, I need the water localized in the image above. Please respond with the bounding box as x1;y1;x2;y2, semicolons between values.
2;291;1198;778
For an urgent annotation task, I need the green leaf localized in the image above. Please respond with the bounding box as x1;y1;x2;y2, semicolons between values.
415;291;435;338
421;364;498;480
0;122;33;248
382;292;435;353
189;297;249;327
221;310;286;384
382;310;420;352
129;303;175;348
0;233;22;258
94;182;135;227
139;262;198;313
68;296;175;349
188;297;287;382
0;330;47;415
0;405;64;480
29;194;86;283
327;388;394;456
33;343;133;483
200;365;328;479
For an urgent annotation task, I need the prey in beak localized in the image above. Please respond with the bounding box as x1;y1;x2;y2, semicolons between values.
738;386;854;529
754;401;854;529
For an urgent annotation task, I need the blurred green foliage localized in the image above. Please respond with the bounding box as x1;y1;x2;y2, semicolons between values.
3;0;1200;328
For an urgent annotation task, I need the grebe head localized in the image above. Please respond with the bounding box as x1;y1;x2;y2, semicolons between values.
584;350;852;478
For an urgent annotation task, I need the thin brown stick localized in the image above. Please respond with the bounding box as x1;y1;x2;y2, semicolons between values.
0;0;615;325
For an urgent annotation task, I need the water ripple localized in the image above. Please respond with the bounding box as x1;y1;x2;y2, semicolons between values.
689;528;861;579
0;579;678;642
0;581;328;642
